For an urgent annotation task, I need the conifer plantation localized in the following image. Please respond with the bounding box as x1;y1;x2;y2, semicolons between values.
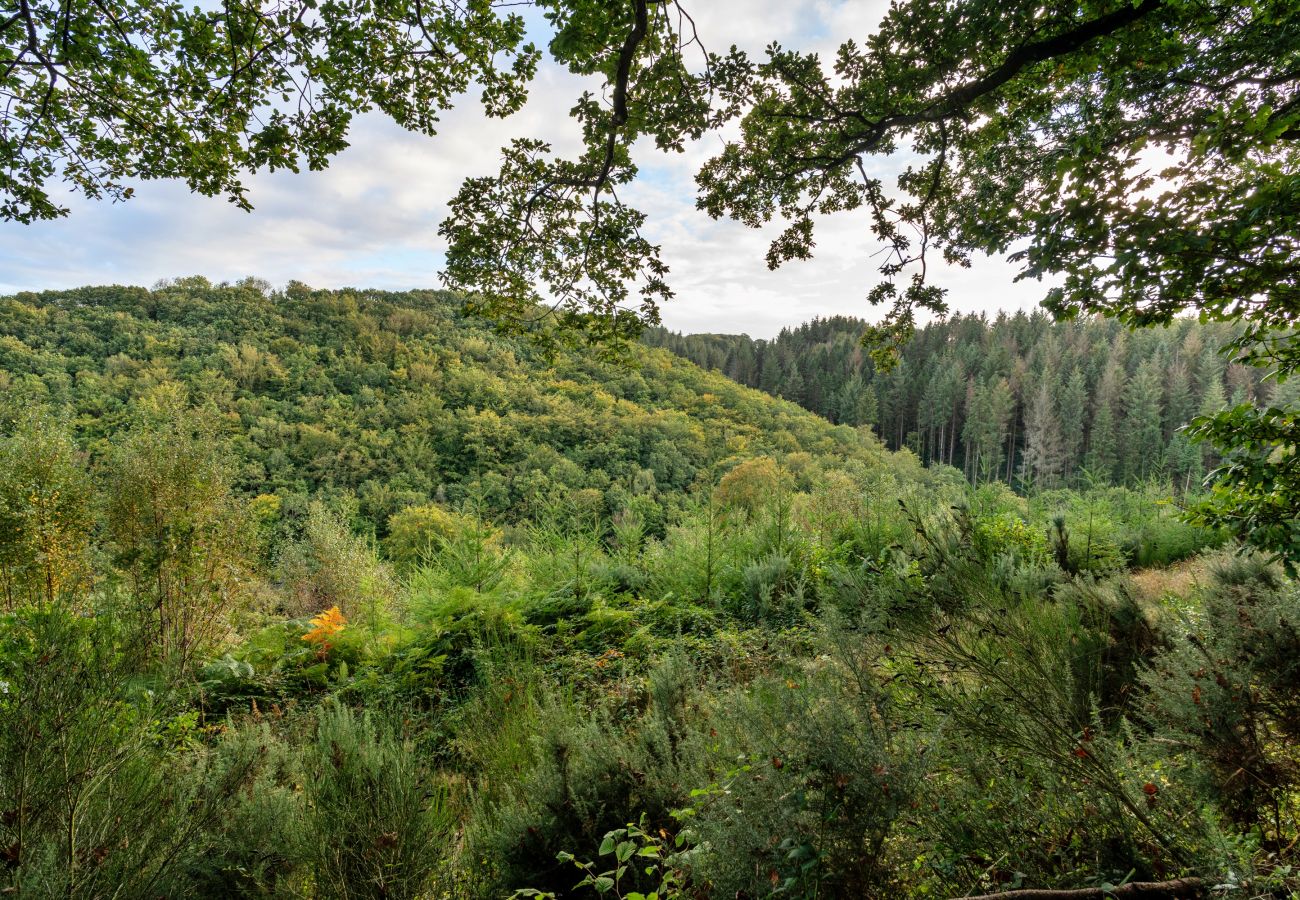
645;314;1283;491
2;0;1299;897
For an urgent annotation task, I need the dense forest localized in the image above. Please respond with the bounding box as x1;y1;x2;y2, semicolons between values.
645;314;1292;491
2;281;1296;898
0;279;881;537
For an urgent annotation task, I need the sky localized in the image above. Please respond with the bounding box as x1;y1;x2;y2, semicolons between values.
0;0;1048;339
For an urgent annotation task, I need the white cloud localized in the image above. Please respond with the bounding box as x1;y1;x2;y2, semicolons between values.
0;1;1045;338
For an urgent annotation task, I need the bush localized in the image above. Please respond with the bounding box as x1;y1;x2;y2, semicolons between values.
462;656;708;898
302;701;453;899
734;551;807;626
1141;552;1300;838
0;606;252;897
689;656;918;896
183;723;309;896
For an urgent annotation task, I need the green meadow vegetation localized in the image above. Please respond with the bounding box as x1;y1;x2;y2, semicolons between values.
1;282;1295;898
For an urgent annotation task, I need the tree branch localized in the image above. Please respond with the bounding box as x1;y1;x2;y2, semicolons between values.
949;878;1207;900
791;0;1166;172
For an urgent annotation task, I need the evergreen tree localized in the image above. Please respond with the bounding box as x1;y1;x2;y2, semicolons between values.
781;365;806;406
758;349;782;395
1085;365;1123;483
1165;358;1196;440
1197;373;1230;472
1122;360;1166;484
835;374;878;428
1019;377;1065;490
965;378;1013;486
1058;367;1088;477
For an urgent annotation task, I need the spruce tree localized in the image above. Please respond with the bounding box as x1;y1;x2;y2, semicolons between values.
1058;368;1088;478
1197;373;1229;472
1019;377;1065;490
1085;365;1123;483
1122;359;1166;484
1165;357;1196;439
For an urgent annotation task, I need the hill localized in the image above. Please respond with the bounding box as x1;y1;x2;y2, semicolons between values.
0;281;1294;898
0;278;900;534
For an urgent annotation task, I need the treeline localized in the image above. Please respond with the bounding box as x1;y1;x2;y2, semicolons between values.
644;312;1292;490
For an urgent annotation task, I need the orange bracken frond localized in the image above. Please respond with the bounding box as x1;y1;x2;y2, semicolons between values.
303;606;347;644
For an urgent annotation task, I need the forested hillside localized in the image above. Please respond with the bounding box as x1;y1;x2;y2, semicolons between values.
4;0;1297;891
645;313;1289;491
0;278;892;538
7;280;1294;899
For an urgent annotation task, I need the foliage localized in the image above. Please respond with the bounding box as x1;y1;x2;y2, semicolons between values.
0;283;888;531
0;0;535;222
0;606;254;896
1140;553;1300;840
0;279;1296;897
301;701;453;899
302;605;348;647
463;655;707;898
689;657;920;896
0;409;92;607
1188;404;1300;572
647;313;1264;496
514;817;691;900
8;0;1300;555
103;388;255;669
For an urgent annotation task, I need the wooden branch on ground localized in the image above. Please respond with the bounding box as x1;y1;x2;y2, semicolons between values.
950;877;1206;900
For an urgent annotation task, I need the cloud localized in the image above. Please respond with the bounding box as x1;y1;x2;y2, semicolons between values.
0;1;1046;337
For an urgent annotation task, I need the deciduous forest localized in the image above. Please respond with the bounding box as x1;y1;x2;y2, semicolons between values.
0;281;1293;899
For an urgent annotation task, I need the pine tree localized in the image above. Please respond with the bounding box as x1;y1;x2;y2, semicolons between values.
1165;357;1196;439
1167;431;1203;495
1085;365;1123;482
836;374;878;427
1058;367;1088;477
965;378;1013;486
758;348;781;394
1198;372;1229;472
781;365;806;406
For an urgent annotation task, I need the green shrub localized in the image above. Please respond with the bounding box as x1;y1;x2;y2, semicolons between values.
462;656;708;898
0;606;251;897
689;658;918;897
909;585;1224;886
185;723;310;896
1140;552;1300;837
303;701;453;899
734;551;807;626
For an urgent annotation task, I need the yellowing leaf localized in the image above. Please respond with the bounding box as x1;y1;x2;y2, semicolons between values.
303;606;347;644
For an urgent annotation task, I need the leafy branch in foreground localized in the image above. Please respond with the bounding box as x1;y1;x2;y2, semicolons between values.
439;0;710;352
0;0;538;221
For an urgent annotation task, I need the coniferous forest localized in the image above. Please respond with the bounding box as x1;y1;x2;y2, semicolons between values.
3;0;1300;898
645;314;1285;492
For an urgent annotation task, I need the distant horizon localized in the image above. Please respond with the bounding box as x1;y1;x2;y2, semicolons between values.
2;274;1069;343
